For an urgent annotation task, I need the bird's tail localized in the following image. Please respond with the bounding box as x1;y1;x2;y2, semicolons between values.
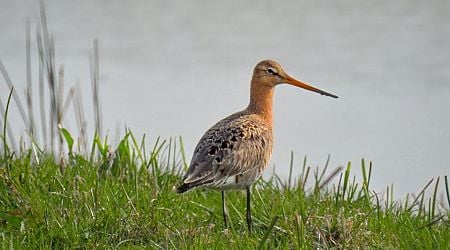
176;183;192;193
176;178;214;193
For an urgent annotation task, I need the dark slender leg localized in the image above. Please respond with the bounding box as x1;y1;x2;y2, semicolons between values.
222;191;228;228
246;186;252;233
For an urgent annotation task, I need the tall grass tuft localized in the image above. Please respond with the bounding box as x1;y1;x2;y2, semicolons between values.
0;2;101;159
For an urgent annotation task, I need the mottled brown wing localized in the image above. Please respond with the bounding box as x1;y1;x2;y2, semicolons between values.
182;113;272;187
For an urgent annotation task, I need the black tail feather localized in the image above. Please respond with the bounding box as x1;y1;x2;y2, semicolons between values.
176;183;192;193
176;178;214;193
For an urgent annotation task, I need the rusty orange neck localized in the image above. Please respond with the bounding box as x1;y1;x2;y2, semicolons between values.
247;78;274;125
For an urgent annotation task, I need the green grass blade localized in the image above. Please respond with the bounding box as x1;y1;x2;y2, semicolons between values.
288;151;294;190
258;215;279;249
59;127;74;154
2;87;14;157
445;175;450;209
342;161;351;201
431;177;439;219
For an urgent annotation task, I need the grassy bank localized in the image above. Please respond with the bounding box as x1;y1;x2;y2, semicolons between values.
1;135;449;248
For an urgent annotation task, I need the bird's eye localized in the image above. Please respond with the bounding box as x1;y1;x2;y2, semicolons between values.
266;68;276;75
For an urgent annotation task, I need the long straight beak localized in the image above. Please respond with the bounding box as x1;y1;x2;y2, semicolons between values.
285;75;338;98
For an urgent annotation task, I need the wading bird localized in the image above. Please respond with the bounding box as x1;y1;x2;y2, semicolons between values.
176;60;337;232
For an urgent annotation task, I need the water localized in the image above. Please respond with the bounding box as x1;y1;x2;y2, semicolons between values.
1;0;450;196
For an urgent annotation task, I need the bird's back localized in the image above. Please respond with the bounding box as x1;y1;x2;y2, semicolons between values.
177;110;273;192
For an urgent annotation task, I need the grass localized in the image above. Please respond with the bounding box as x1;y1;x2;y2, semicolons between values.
1;3;450;249
0;136;449;248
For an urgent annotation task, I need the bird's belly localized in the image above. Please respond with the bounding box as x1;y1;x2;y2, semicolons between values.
209;167;263;190
210;137;273;190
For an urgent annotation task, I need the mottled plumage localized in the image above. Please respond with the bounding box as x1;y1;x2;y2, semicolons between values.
177;111;273;192
176;59;337;232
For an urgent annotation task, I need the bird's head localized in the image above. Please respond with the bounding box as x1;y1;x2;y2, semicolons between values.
252;59;338;98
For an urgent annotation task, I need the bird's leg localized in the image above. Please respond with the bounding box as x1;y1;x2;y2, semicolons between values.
246;186;252;233
221;191;228;228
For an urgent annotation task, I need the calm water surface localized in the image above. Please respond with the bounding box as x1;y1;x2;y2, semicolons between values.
1;0;450;196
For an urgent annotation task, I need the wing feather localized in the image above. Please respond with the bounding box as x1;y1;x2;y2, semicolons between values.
182;112;272;188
